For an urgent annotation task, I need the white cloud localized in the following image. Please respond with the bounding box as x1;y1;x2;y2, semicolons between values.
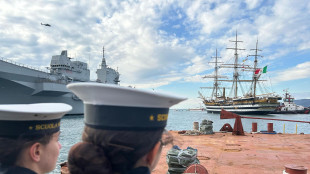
197;2;239;35
245;0;261;9
186;0;203;21
172;24;181;29
256;0;310;49
298;41;310;51
184;55;211;75
184;74;208;83
265;49;291;60
272;61;310;83
0;0;310;92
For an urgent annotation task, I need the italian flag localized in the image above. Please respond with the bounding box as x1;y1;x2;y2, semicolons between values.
254;66;267;74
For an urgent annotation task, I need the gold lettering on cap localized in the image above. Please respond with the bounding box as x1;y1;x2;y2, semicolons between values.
157;114;168;121
35;122;60;130
29;126;33;130
149;115;154;121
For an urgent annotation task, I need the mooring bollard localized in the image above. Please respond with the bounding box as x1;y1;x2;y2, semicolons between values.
283;164;308;174
252;122;257;132
193;122;199;131
267;123;273;132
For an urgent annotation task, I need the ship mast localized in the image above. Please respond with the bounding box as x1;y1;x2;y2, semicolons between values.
221;31;245;98
213;49;220;98
201;49;226;101
248;39;262;98
101;46;107;68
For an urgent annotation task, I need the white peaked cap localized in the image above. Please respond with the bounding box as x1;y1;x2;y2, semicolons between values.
0;103;72;120
67;82;186;108
0;103;72;137
67;82;186;130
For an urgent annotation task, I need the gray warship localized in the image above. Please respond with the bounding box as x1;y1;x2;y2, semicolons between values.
0;47;120;115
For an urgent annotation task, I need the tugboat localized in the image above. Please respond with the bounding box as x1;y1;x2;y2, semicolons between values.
199;32;281;115
271;89;310;114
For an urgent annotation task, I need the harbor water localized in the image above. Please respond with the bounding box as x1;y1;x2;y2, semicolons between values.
52;110;310;173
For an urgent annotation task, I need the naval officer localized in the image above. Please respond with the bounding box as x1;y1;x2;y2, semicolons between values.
0;103;72;174
67;82;186;174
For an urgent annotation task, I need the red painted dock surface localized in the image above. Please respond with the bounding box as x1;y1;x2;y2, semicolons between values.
153;131;310;174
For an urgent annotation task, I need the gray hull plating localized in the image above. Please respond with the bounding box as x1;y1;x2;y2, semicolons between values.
0;78;83;115
0;62;82;115
0;49;119;115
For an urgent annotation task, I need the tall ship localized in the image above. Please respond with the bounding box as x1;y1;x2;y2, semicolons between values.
199;33;281;115
0;47;120;115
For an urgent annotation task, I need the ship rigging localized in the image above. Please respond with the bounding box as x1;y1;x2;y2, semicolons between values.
200;32;281;115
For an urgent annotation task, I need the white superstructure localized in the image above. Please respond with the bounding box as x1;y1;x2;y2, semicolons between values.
279;90;306;113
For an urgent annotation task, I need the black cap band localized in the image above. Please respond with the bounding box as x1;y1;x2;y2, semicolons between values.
0;119;61;138
85;104;169;130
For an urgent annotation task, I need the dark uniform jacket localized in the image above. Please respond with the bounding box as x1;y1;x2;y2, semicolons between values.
126;166;150;174
2;166;37;174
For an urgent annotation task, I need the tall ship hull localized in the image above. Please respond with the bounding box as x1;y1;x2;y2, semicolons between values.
204;100;279;115
200;33;281;115
0;47;120;115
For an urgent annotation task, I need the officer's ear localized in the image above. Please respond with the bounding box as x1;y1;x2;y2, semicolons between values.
29;143;42;162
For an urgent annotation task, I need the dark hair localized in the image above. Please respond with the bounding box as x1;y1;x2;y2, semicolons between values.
68;126;164;174
0;133;54;167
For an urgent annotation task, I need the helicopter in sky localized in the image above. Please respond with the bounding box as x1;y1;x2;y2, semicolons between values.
41;23;51;27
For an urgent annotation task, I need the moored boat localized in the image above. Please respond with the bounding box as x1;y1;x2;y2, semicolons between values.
271;90;310;114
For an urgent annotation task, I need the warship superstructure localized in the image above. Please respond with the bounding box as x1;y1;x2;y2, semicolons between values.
199;33;281;115
0;47;120;115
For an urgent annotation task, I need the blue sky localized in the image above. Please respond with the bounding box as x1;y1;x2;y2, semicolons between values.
1;0;310;108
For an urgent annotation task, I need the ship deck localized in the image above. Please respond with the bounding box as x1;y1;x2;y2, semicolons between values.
153;131;310;174
61;131;310;174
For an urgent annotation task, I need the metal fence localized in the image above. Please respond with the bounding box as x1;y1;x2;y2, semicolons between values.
0;56;50;73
